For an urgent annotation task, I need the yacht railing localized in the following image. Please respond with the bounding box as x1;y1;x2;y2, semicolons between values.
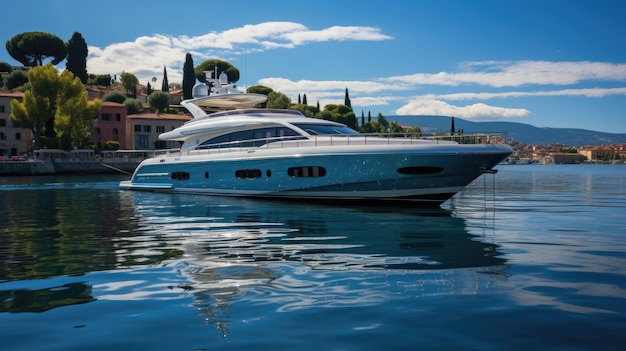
152;132;508;158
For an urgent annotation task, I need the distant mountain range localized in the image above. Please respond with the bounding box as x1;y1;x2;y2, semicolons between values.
390;116;626;146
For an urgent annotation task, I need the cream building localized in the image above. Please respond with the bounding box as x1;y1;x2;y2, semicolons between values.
0;91;32;157
126;111;191;150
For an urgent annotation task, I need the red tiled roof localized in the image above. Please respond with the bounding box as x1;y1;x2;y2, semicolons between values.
101;101;125;107
0;90;25;98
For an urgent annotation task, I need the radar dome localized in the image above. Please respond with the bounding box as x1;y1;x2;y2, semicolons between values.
192;82;209;98
219;72;228;84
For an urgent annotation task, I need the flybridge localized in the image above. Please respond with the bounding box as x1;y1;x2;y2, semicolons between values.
202;109;304;119
181;68;268;119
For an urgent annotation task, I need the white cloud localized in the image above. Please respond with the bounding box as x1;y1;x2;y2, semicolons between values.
258;77;405;109
257;77;404;94
259;74;626;110
259;77;626;118
423;87;626;101
283;25;392;45
381;61;626;87
352;96;398;107
258;75;626;120
395;99;530;120
85;22;392;86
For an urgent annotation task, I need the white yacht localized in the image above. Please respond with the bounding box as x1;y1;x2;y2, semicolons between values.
120;71;513;206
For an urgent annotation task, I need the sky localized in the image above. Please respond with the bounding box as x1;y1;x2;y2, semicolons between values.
2;0;625;133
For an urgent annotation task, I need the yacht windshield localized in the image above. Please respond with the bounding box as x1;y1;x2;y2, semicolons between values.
293;123;359;135
198;126;303;149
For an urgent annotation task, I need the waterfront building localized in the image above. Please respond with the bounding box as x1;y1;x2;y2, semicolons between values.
578;147;618;162
93;101;128;149
126;111;191;150
168;89;183;105
542;152;587;164
0;91;32;157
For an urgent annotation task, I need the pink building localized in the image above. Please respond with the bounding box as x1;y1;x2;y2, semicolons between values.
93;101;128;149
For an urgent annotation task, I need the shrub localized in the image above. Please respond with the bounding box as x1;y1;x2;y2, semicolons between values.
102;91;127;104
124;98;143;114
104;140;120;150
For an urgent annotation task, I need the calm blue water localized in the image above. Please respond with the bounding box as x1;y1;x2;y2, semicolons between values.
1;165;625;350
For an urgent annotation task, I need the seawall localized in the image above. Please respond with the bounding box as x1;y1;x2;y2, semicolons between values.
0;160;55;175
0;159;139;176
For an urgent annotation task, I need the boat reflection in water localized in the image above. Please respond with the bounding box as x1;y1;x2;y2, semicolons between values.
118;190;508;334
122;190;507;269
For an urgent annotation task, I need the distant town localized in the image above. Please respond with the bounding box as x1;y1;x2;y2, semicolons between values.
505;140;625;164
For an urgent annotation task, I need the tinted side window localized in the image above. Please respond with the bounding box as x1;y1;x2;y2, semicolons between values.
199;127;302;149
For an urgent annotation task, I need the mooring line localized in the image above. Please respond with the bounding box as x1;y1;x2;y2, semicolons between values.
100;163;133;175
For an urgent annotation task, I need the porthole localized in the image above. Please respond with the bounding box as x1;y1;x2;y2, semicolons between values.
287;166;327;177
266;169;272;177
397;166;444;175
205;171;209;179
171;171;190;180
236;169;262;179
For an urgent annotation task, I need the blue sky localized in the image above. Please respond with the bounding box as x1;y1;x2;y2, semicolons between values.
2;0;625;133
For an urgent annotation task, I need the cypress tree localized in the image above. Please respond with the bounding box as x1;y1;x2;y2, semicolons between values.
161;66;169;92
344;87;351;109
182;53;195;99
66;32;88;83
298;94;301;104
302;94;308;105
450;117;455;134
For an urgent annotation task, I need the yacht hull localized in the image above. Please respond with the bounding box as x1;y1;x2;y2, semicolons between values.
120;143;512;206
